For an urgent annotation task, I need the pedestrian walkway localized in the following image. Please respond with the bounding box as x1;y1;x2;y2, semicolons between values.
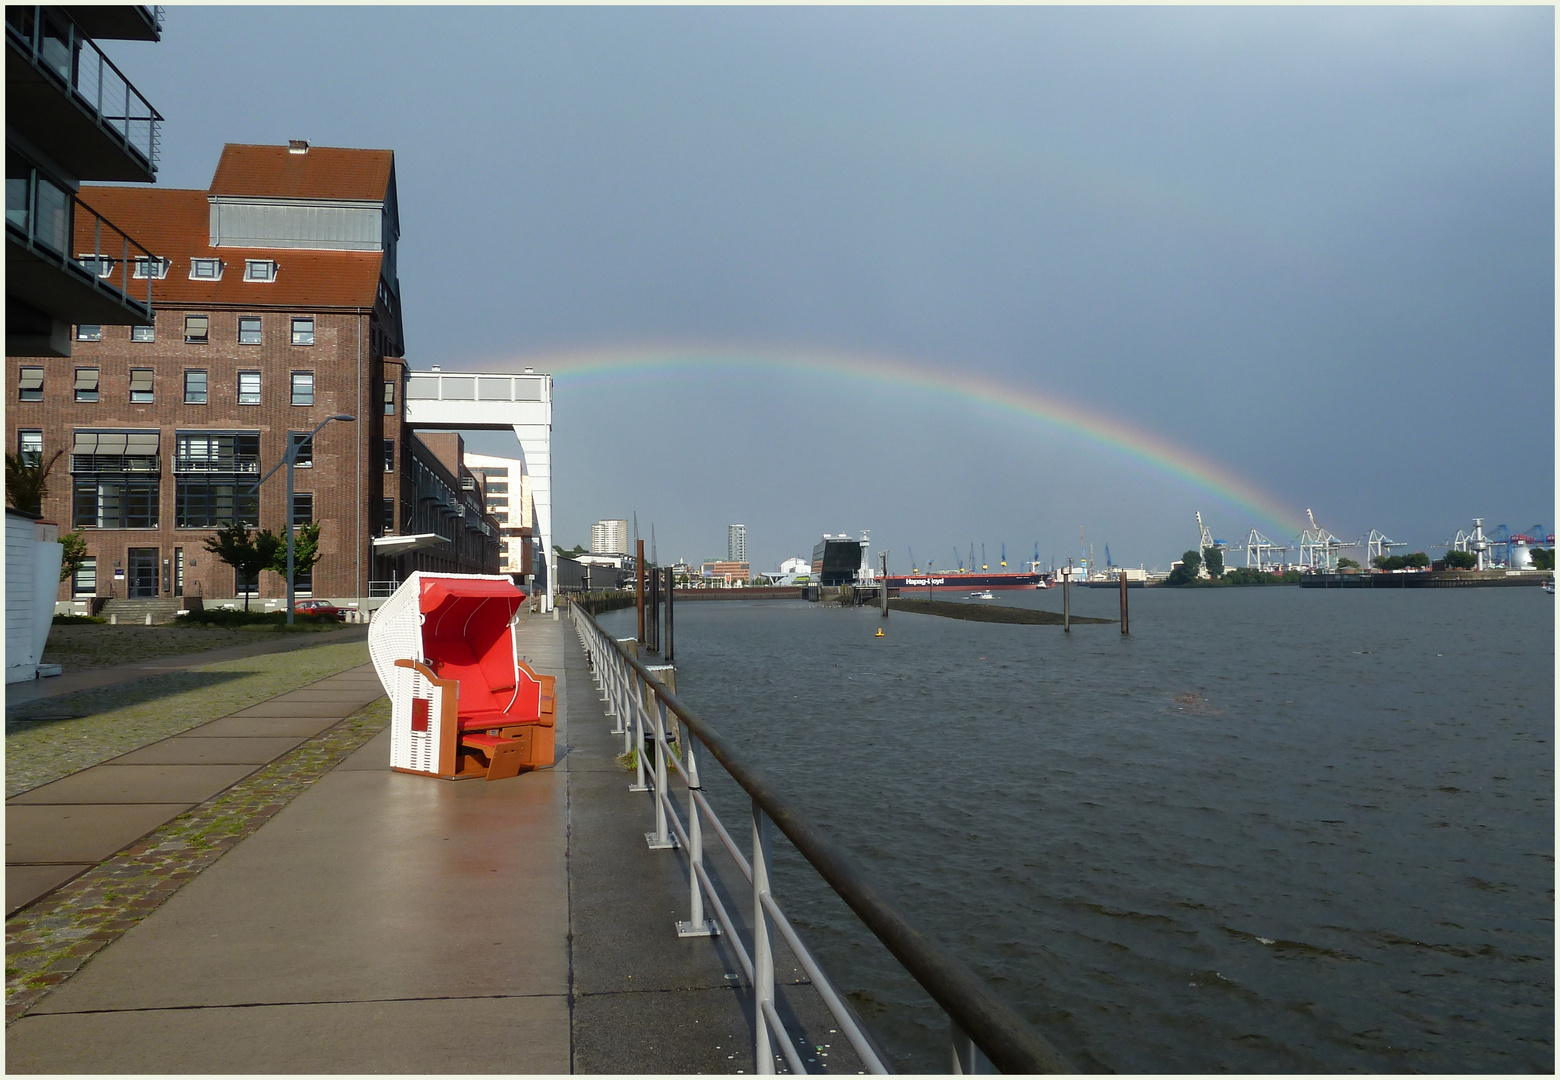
6;624;369;707
7;612;859;1073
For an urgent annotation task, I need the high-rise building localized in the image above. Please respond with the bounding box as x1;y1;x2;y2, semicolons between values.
5;140;503;603
727;523;747;562
591;518;627;555
464;452;532;579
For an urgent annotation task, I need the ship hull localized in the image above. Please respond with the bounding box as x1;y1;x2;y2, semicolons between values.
885;573;1044;591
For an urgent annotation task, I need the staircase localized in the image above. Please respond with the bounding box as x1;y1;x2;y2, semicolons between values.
98;597;188;625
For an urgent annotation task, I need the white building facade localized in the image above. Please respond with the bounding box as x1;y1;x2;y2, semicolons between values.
591;519;628;555
463;451;533;581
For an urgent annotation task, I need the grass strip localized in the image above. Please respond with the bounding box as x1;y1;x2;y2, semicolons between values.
5;641;371;796
4;696;390;1025
887;598;1115;625
41;621;348;672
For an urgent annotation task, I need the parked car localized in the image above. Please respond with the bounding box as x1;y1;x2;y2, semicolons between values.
293;599;347;621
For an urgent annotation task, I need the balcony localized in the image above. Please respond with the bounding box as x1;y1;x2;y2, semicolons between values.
173;455;260;476
71;454;160;475
6;6;163;182
7;170;157;353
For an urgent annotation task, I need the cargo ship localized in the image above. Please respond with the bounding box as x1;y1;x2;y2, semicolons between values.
884;571;1048;591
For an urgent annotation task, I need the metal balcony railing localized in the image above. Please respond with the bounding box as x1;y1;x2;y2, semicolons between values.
6;170;157;317
6;6;163;172
572;605;1075;1075
172;455;260;475
71;454;160;475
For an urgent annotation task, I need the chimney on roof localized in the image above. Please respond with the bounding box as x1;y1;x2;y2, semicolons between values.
288;140;309;154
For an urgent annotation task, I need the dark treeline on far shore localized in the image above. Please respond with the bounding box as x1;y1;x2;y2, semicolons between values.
1163;546;1554;587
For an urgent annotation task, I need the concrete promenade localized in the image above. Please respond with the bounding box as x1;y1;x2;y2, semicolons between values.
7;613;859;1073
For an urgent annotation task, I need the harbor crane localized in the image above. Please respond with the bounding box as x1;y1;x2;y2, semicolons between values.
908;547;917;574
1195;512;1228;577
1000;542;1007;568
1360;529;1405;564
952;546;964;571
1230;529;1288;570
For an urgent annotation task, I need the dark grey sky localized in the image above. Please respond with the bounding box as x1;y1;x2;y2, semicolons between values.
115;6;1554;571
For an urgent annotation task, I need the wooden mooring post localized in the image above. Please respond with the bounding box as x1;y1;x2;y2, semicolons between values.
664;566;675;662
1063;558;1071;632
1120;570;1129;634
636;539;646;644
880;551;889;618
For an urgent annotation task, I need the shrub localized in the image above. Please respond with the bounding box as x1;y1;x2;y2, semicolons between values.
52;613;105;625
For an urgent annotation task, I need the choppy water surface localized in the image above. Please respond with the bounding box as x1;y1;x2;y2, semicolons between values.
598;588;1553;1072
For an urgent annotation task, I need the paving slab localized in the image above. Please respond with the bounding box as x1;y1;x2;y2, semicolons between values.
108;736;309;765
7;764;261;805
6;864;91;917
224;700;366;718
6;995;569;1074
31;755;569;1013
335;728;391;770
184;714;348;738
5;803;195;863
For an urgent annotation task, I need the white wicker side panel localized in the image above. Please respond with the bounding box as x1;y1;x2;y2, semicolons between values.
369;573;429;772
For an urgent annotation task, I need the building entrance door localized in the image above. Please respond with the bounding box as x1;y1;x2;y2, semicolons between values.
128;548;160;598
173;547;184;597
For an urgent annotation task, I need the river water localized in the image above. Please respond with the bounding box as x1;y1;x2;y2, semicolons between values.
596;587;1553;1073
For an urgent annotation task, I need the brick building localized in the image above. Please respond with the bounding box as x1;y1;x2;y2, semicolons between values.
6;141;499;603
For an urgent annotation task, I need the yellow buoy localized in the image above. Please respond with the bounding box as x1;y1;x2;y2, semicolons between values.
875;628;885;637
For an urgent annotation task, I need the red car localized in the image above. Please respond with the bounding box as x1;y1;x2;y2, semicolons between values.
293;599;347;621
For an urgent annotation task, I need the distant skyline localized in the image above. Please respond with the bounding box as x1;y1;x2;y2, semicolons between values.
111;7;1554;572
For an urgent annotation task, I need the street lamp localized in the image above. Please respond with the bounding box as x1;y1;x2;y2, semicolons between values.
252;413;355;624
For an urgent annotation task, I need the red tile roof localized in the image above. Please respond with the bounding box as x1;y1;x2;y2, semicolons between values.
77;186;382;309
208;143;394;202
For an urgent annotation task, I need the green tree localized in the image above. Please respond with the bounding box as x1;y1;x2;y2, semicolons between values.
1166;549;1202;586
5;449;63;514
1203;546;1225;578
265;522;322;592
1404;552;1430;569
1337;557;1360;570
59;531;88;583
1530;547;1554;571
203;524;281;611
1444;550;1477;570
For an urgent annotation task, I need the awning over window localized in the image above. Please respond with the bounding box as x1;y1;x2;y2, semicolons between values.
73;431;160;455
371;533;449;557
18;368;43;390
129;370;154;392
74;369;99;390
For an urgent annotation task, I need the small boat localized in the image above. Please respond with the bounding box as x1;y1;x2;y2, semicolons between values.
969;590;997;600
1544;578;1554;594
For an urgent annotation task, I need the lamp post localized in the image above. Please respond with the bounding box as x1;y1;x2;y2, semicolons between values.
253;413;355;625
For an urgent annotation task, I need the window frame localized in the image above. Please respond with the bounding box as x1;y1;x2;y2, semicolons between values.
129;368;155;404
184;314;209;344
291;491;314;526
132;256;169;280
290;370;315;406
244;259;277;282
131;324;155;343
382;438;395;473
76;324;102;342
74;367;100;403
290;431;313;468
189;258;223;280
237;370;261;406
184;369;208;405
18;430;43;467
18;366;44;402
383;379;395;415
237;316;262;345
290;317;315;346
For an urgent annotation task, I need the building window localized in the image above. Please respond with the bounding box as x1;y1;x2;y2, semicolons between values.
383;380;395;415
290;371;314;405
132;257;169;279
175;479;259;529
76;324;102;341
236;566;259;596
492;512;508;524
190;258;222;280
381;497;394;534
78;255;115;278
18;430;42;467
238;317;262;345
184;314;209;343
244;259;277;282
290;432;313;467
291;318;314;346
129;368;154;403
18;367;43;401
131;324;155;342
73;478;159;529
74;368;99;402
291;492;313;525
485;481;508;494
184;370;207;404
382;438;395;472
238;371;261;405
487;497;508;509
295;562;313;595
73;556;96;596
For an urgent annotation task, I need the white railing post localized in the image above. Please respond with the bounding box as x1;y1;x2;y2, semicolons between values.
677;734;719;937
753;801;776;1074
950;1019;993;1073
645;696;676;849
629;670;649;792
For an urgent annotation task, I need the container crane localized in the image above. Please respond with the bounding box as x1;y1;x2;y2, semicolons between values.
981;544;987;572
1000;542;1007;568
952;546;964;571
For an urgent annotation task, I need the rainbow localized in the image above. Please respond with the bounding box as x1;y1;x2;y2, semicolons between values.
475;345;1303;536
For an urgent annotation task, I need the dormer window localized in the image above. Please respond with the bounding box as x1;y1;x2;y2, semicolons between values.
78;255;115;278
190;258;223;280
244;259;277;282
132;257;170;279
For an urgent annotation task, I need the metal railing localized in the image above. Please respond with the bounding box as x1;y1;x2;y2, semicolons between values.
172;455;260;475
5;171;157;318
6;5;163;171
571;604;1073;1075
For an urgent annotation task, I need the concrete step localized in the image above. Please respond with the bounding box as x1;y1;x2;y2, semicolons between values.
98;598;188;625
